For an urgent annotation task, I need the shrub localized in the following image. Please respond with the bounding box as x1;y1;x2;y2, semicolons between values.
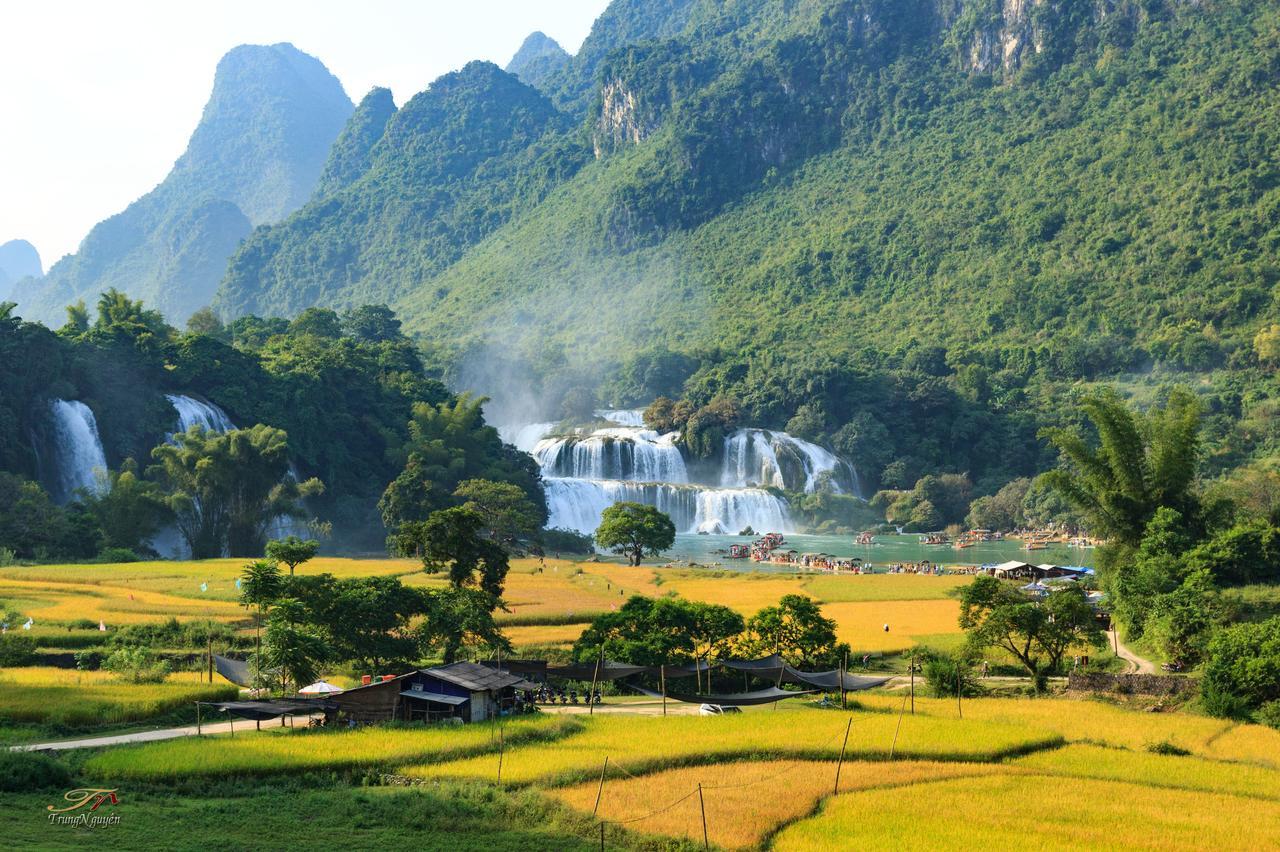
0;633;38;666
0;751;72;792
95;547;142;563
1202;616;1280;715
1257;700;1280;731
102;646;171;684
1146;740;1192;756
923;653;980;698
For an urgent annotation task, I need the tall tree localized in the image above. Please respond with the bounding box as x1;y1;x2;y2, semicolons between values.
595;502;676;566
1041;387;1202;548
239;559;284;687
265;535;320;576
453;478;541;550
262;598;329;694
78;459;170;552
412;506;511;599
737;594;846;669
416;587;509;664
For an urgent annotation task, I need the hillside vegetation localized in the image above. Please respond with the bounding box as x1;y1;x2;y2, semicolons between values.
211;0;1280;494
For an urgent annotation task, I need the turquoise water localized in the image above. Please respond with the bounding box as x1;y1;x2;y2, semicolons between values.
658;533;1093;570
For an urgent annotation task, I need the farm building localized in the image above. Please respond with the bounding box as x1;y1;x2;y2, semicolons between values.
327;662;535;724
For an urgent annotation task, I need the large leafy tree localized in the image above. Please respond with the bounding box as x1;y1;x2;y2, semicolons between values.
736;594;848;669
416;587;509;664
453;478;541;550
378;394;544;530
150;424;322;558
1041;387;1202;548
261;598;330;694
265;535;320;576
958;576;1105;680
289;574;424;670
595;502;676;566
78;459;170;552
407;506;511;599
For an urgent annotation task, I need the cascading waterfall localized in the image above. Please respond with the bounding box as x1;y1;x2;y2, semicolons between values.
534;428;688;483
521;410;796;536
166;394;235;435
45;399;108;503
720;429;857;495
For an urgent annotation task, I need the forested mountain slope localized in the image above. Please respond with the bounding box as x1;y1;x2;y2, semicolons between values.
214;0;1280;492
18;43;352;325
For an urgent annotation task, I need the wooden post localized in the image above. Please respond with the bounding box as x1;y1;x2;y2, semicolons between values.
840;651;848;709
592;756;609;816
909;651;915;715
207;636;213;684
497;719;505;785
957;666;963;720
834;717;852;795
229;715;234;738
889;692;908;760
599;822;605;851
660;665;667;717
697;783;709;850
589;646;603;717
196;702;202;736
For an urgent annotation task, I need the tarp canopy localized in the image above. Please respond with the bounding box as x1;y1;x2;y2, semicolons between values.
480;659;548;679
628;684;815;706
720;654;787;679
213;654;253;687
202;699;332;721
547;661;650;681
783;669;891;691
658;659;716;678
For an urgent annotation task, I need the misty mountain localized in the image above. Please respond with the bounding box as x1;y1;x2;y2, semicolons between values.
0;239;42;301
505;31;570;91
18;43;352;326
216;61;583;318
315;87;398;197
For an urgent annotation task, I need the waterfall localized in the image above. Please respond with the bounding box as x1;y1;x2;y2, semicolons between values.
46;399;108;503
533;427;687;483
595;408;646;427
543;478;791;536
500;421;558;454
720;429;857;494
166;394;235;435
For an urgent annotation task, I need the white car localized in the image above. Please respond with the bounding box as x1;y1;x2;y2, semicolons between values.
699;703;742;716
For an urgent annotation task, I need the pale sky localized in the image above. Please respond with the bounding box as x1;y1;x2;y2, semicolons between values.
0;1;609;267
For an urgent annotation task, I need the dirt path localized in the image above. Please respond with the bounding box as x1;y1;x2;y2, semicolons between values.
1110;630;1158;674
10;716;312;752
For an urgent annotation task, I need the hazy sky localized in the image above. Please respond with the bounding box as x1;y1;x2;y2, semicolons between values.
0;1;609;267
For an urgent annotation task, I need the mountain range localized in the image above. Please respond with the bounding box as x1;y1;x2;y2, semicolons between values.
17;42;353;325
12;0;1280;491
0;239;41;301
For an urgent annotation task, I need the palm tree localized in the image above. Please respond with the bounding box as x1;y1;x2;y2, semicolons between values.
239;560;284;687
1040;387;1201;547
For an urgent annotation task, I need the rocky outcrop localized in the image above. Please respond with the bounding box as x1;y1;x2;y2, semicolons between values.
955;0;1152;76
593;79;655;157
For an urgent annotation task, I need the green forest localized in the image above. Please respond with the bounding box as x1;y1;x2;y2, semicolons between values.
206;0;1280;499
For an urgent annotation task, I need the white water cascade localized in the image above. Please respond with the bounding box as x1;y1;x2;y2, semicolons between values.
166;394;235;435
721;429;857;494
46;399;108;503
518;409;796;536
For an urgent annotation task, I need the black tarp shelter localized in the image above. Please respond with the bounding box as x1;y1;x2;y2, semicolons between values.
628;684;815;706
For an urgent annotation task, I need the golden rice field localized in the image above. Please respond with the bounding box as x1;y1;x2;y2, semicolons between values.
1013;743;1280;801
0;556;974;653
556;759;1006;850
770;774;1280;851
0;667;236;726
851;694;1266;761
83;714;579;780
402;710;1061;786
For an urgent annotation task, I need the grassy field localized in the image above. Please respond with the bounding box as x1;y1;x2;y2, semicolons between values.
0;668;236;727
771;774;1280;850
0;556;975;655
83;715;578;781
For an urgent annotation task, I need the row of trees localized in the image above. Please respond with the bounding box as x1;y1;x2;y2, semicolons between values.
573;593;850;677
240;509;515;691
1032;387;1280;722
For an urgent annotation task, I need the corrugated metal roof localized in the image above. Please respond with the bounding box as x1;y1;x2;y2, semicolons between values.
400;691;468;705
423;661;535;692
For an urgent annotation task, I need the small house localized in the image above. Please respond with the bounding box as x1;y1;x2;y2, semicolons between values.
329;662;535;724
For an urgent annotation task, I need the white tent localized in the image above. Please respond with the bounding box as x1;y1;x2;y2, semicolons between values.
298;681;344;695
